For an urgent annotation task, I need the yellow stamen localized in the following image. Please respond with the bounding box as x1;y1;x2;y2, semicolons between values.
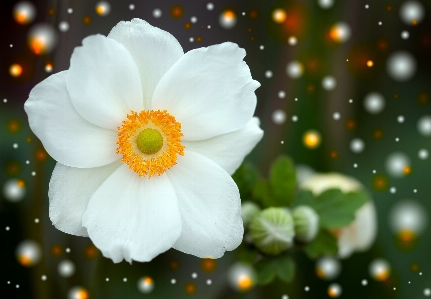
116;110;185;177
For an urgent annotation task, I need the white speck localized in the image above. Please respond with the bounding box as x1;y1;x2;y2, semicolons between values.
292;115;298;122
58;21;70;32
395;138;399;142
242;12;245;16
393;287;396;290
190;16;197;23
349;99;353;103
424;288;431;296
295;98;298;101
372;170;376;174
282;295;289;299
66;248;71;253
13;143;18;149
153;9;162;18
41;275;47;281
361;279;368;286
31;171;36;176
397;115;405;123
346;59;349;61
106;278;109;281
10;44;13;48
418;149;429;160
171;278;176;284
281;140;284;144
206;279;212;285
278;91;286;98
414;189;417;193
5;226;10;231
34;218;39;223
207;25;211;29
265;70;273;78
353;163;358;168
305;286;310;292
378;21;382;25
16;284;19;288
333;112;340;120
390;187;397;194
288;36;297;46
123;278;127;282
25;160;30;164
7;281;10;284
259;45;265;50
67;8;73;14
401;31;410;40
206;3;214;11
129;4;135;10
191;272;198;279
189;37;194;42
420;272;423;276
3;99;7;103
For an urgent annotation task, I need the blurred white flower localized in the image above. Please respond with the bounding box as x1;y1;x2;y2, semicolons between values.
301;173;377;258
25;19;263;263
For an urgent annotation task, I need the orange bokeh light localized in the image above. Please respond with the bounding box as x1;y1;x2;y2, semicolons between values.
9;64;23;77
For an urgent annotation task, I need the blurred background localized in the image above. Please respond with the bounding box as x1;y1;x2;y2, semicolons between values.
1;0;431;298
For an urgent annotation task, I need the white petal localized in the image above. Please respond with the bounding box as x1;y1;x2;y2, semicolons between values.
108;19;184;110
82;164;182;263
49;161;122;236
168;150;244;258
338;202;377;258
67;35;144;130
24;71;119;168
152;42;260;140
184;117;263;175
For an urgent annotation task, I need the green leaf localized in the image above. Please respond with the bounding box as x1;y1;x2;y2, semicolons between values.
304;230;338;259
255;258;277;285
312;189;369;229
237;244;259;264
276;255;295;282
269;156;296;207
252;179;272;207
232;163;260;201
294;189;314;207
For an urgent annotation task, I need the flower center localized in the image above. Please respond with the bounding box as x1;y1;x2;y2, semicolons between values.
136;128;163;155
116;110;185;177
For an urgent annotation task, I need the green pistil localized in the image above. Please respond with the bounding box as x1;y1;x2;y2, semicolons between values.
136;128;163;155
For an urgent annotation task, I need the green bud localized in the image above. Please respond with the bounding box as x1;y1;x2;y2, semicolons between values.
292;205;319;242
241;201;261;226
249;207;295;255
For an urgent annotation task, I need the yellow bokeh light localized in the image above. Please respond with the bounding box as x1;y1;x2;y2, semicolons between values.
45;63;53;73
238;275;252;291
303;130;321;149
403;165;412;176
28;36;47;55
367;60;374;67
272;8;287;23
9;64;23;77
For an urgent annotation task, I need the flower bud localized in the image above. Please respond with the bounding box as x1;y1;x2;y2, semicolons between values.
241;201;261;226
292;205;319;242
249;207;295;255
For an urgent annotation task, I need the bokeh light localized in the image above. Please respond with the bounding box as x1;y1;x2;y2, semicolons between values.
385;152;411;178
227;262;257;292
303;130;321;149
219;9;237;29
137;276;154;294
27;24;58;55
68;286;89;299
3;179;26;202
200;258;218;273
329;22;351;43
13;1;36;24
369;259;391;281
286;60;304;79
58;260;75;278
386;51;417;82
417;115;431;136
389;200;428;236
315;257;341;280
399;1;425;26
16;240;42;267
328;283;342;297
9;64;23;77
363;92;385;114
272;8;287;23
95;1;111;16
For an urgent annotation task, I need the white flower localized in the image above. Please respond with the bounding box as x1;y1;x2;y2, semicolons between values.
300;173;377;258
24;19;263;263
